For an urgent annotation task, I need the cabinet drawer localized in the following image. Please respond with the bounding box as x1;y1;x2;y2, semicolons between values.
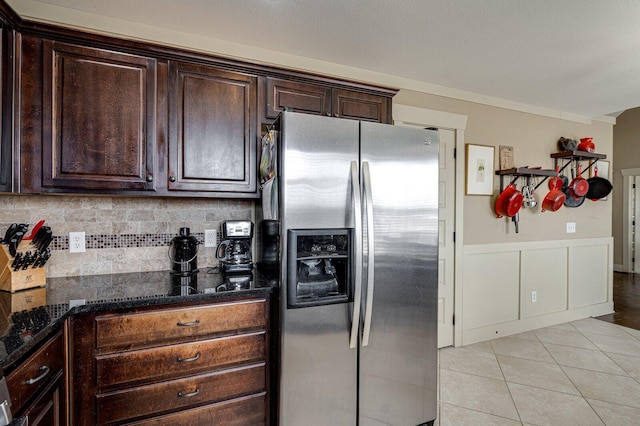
95;299;267;350
6;330;64;413
96;363;265;425
96;332;265;389
125;393;265;426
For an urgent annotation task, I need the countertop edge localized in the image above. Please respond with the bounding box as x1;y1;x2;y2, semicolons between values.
0;286;274;372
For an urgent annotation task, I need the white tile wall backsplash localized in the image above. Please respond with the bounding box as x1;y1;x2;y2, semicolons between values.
0;195;253;277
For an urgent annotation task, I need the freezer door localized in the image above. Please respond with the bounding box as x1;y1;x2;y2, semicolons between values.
279;112;360;425
359;123;439;425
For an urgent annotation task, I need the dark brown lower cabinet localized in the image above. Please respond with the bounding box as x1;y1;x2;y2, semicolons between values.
5;329;66;425
69;296;270;425
125;393;266;426
19;370;65;426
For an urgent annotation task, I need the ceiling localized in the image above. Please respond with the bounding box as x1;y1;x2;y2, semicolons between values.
10;0;640;119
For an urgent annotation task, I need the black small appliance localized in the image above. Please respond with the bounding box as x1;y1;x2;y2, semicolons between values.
216;220;254;274
260;220;279;265
169;227;199;287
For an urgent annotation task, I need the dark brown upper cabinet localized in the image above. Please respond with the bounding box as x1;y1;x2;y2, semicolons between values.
265;77;331;118
263;76;393;124
13;20;395;198
168;61;257;195
35;40;158;193
332;88;390;123
0;24;12;193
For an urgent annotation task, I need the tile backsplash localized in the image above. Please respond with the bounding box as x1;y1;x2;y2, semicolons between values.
0;195;253;277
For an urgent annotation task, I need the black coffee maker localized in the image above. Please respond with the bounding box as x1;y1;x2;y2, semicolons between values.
216;220;254;274
169;227;199;287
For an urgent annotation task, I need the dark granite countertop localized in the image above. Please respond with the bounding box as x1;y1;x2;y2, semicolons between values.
0;268;276;369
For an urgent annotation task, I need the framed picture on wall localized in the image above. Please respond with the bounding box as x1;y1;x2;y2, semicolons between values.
465;144;495;195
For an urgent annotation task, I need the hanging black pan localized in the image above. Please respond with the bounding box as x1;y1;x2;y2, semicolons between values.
586;166;613;201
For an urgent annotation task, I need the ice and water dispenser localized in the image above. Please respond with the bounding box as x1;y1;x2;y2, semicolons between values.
287;229;352;308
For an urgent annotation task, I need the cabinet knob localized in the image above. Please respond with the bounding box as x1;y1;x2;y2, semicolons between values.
169;175;176;183
146;174;153;182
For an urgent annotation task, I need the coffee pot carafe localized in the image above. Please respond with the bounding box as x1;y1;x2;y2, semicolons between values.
216;220;254;274
169;227;199;287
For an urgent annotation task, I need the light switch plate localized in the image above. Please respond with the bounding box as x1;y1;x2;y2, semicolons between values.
566;222;576;233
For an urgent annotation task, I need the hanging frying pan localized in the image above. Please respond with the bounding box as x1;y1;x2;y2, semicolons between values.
568;163;589;199
586;166;613;201
563;171;585;207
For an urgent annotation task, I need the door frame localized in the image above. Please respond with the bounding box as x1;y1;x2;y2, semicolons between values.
392;104;468;347
619;168;640;273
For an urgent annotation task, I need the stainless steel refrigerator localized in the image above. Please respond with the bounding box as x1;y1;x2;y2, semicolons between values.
265;111;439;426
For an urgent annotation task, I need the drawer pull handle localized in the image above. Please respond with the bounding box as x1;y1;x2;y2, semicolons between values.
177;388;200;398
177;352;201;363
177;319;200;327
26;365;50;385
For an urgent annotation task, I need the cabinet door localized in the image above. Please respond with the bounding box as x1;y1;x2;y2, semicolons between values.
168;61;257;195
265;77;331;119
20;371;65;426
0;25;12;192
333;88;391;123
40;40;157;191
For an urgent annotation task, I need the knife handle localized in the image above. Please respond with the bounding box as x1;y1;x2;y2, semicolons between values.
24;220;45;241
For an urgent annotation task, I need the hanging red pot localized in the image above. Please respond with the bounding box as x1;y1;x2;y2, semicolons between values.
495;184;523;218
541;189;566;212
569;164;589;199
548;165;564;190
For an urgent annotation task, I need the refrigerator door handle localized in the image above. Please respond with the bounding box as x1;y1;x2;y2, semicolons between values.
362;161;375;347
349;161;363;349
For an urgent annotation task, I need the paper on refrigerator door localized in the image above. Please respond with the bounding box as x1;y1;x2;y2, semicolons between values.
261;177;278;220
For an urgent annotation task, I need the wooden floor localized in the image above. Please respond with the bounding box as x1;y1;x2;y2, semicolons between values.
596;272;640;330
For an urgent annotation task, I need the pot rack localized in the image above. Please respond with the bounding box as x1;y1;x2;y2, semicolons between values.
494;150;608;235
496;150;607;192
495;167;556;192
551;150;607;178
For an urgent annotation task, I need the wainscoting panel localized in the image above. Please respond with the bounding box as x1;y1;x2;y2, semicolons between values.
520;247;568;319
569;244;610;309
461;238;613;345
463;250;520;329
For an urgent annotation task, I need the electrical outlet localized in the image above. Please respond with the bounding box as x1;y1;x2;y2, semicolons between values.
204;229;217;248
69;231;86;253
69;298;86;308
566;222;576;233
531;290;537;303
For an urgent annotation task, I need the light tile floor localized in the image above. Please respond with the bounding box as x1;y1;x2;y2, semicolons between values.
437;318;640;425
